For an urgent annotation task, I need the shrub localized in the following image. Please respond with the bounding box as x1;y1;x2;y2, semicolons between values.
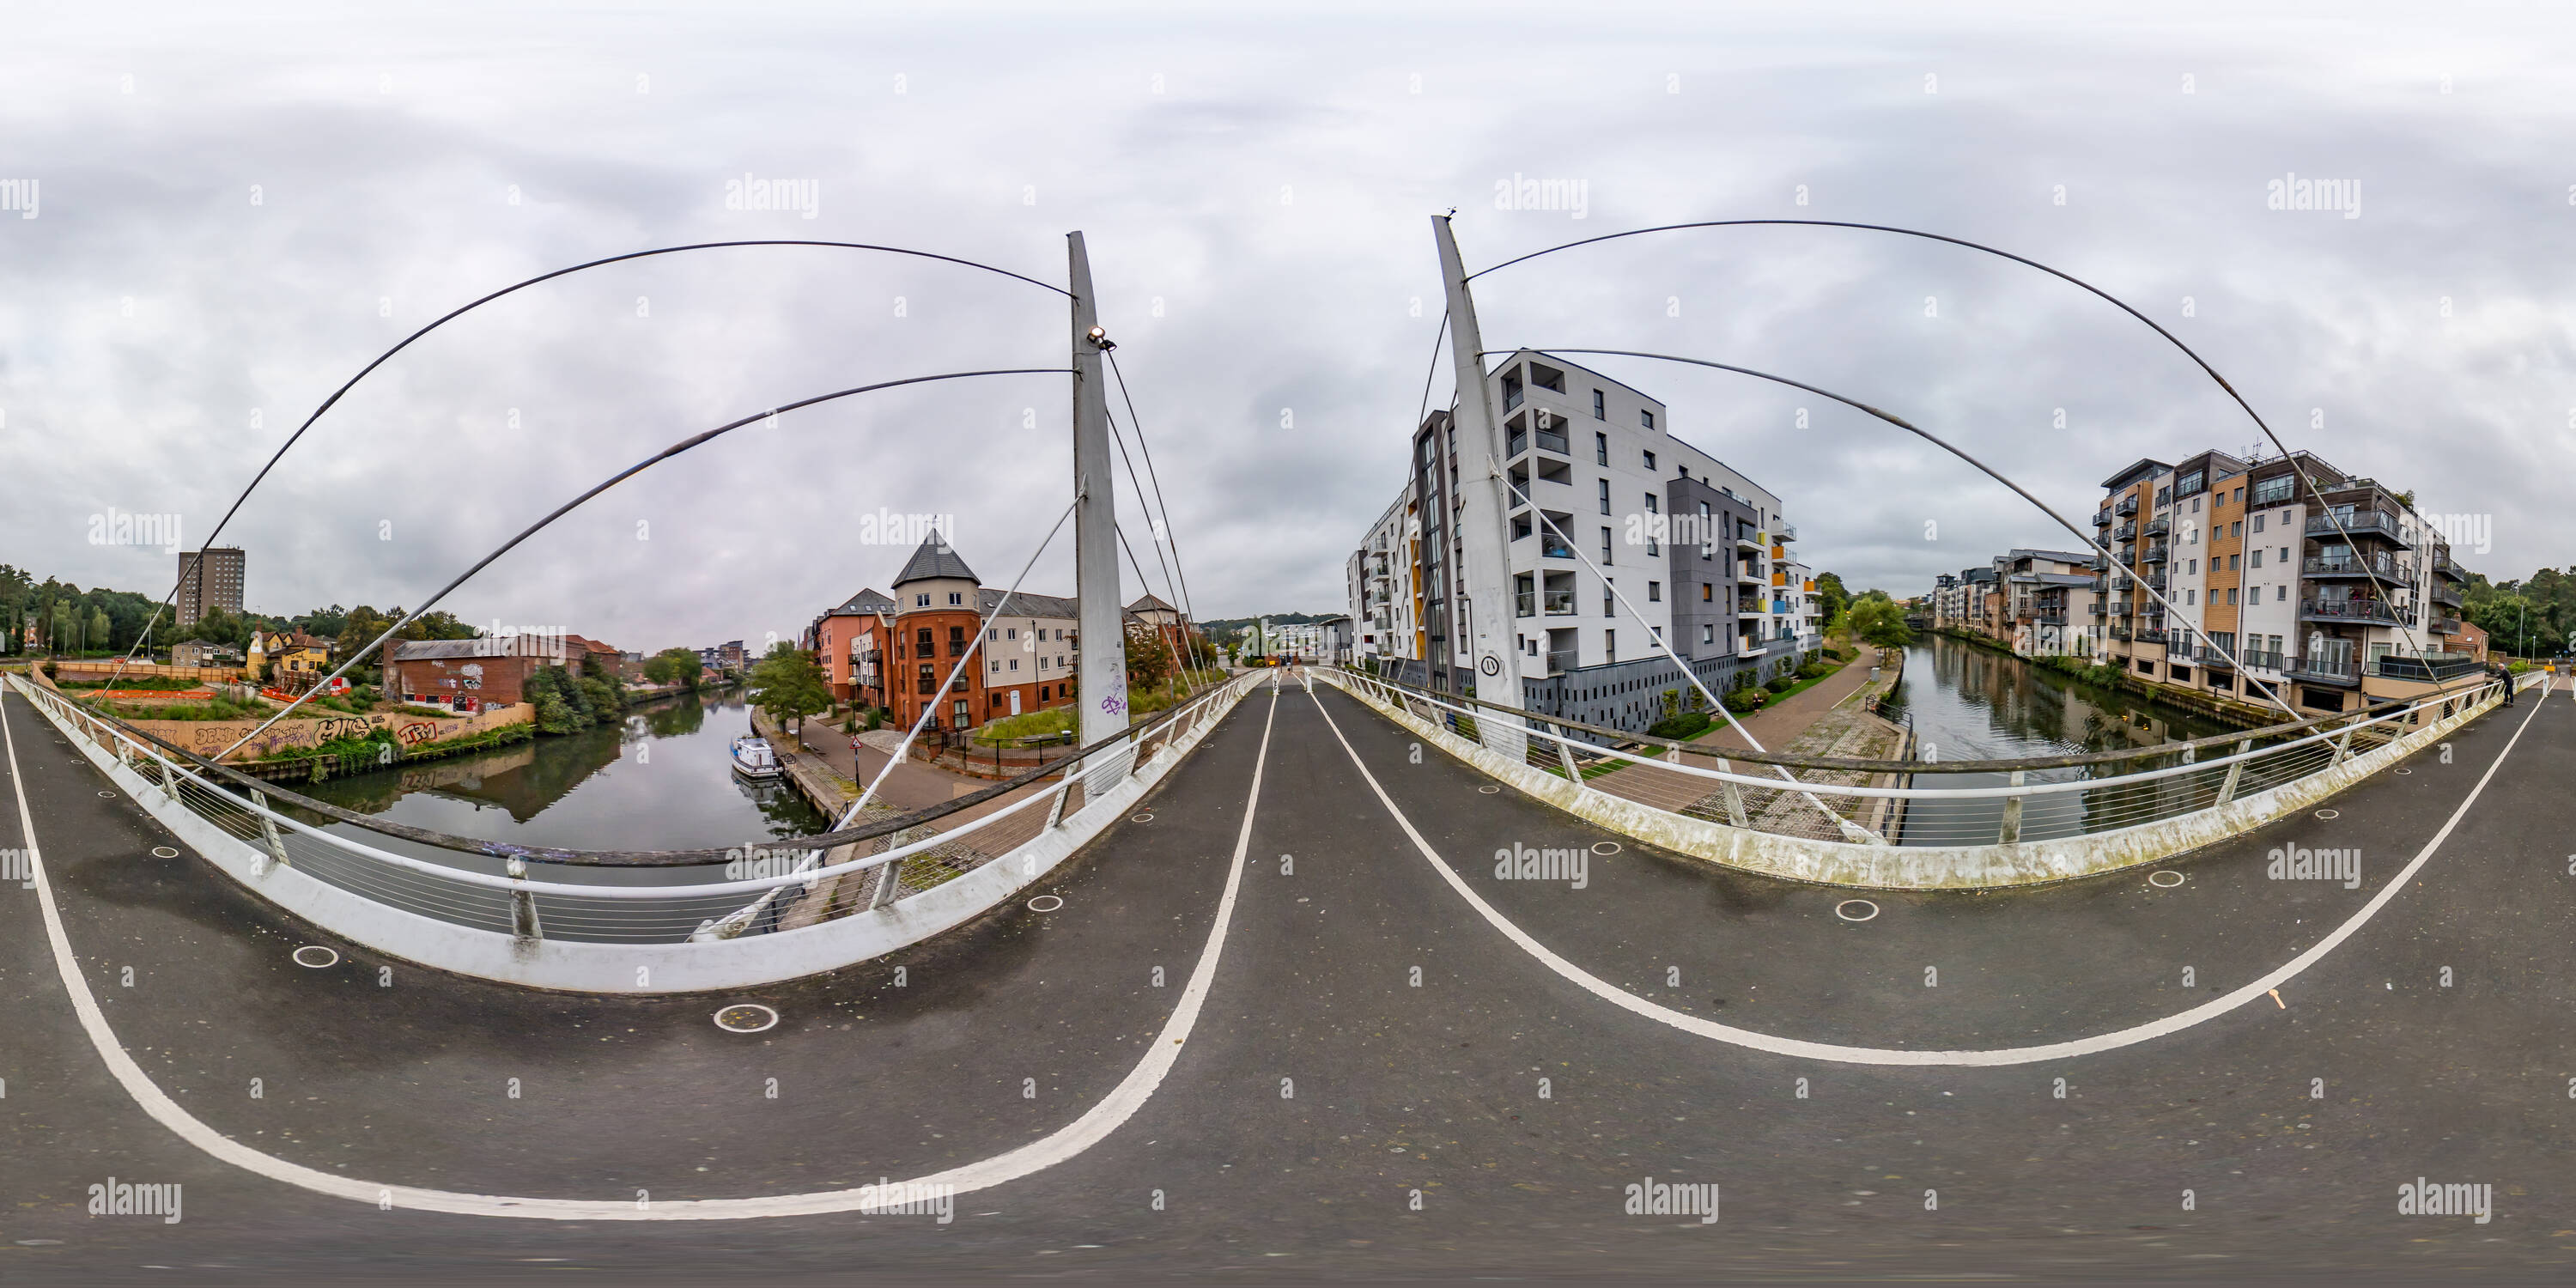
1722;688;1765;714
1765;676;1795;694
1647;710;1713;740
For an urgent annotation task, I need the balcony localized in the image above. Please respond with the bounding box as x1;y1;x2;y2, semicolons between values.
2110;625;2133;641
2301;553;2404;580
2432;581;2463;609
2114;521;2137;542
2300;597;2404;626
2374;653;2480;682
1775;522;1797;542
2196;643;2235;669
1546;650;1579;675
2091;508;2112;527
1771;571;1789;587
2143;515;2171;538
2306;509;2409;545
2036;610;2067;625
2289;652;2361;684
2088;576;2109;594
2116;495;2140;516
2136;628;2168;645
2433;551;2467;582
2143;542;2170;564
2240;647;2285;671
2087;602;2106;617
1736;564;1765;583
1735;637;1766;659
2431;616;2464;635
1539;535;1574;561
2144;572;2167;592
1542;591;1577;616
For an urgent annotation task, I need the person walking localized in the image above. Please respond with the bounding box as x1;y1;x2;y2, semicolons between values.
2492;659;2516;708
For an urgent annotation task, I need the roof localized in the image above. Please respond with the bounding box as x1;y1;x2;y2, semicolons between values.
389;638;557;662
979;588;1080;619
893;535;979;586
2009;548;2098;566
2099;457;2172;490
1127;593;1176;613
828;586;897;617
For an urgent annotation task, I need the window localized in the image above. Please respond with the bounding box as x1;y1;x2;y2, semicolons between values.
2227;588;2239;605
1598;478;1611;514
2187;589;2197;605
2191;496;2202;513
1009;659;1019;671
1648;581;1662;602
1595;432;1608;465
989;659;1000;673
1593;389;1607;419
2188;559;2197;574
2277;585;2287;602
1644;494;1659;513
1601;526;1613;562
1642;449;1656;471
915;593;930;607
1602;588;1613;615
2251;549;2263;568
2228;554;2239;570
1703;624;1714;644
949;592;963;606
987;628;999;641
1604;629;1616;663
1701;584;1713;602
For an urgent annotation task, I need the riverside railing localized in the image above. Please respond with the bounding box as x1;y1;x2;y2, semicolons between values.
1315;664;2509;856
14;670;1259;948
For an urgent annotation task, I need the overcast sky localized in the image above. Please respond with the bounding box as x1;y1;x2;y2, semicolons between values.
5;2;2571;650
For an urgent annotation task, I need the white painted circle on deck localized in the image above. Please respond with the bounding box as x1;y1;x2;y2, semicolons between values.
2393;768;2413;775
291;946;340;969
2148;871;2184;889
97;790;115;798
150;847;179;859
1130;812;1155;823
1026;895;1064;913
2315;809;2340;819
1834;899;1880;922
713;1003;779;1034
1590;841;1622;856
1477;785;1501;795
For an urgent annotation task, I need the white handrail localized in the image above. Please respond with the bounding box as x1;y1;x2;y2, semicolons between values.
15;670;1256;901
1316;666;2497;801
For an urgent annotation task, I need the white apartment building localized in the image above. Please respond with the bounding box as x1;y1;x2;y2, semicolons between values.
1347;490;1420;665
1349;350;1813;733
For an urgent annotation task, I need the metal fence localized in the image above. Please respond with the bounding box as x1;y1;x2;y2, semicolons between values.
15;670;1259;945
1316;665;2506;850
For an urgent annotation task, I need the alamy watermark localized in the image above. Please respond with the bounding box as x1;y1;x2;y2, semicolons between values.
2268;843;2360;890
854;509;954;547
857;1178;953;1224
88;507;184;554
724;172;818;219
2397;1177;2491;1224
1493;841;1588;889
88;1176;181;1223
725;845;822;881
2;848;33;890
1494;173;1588;219
1624;1176;1717;1223
0;177;36;219
2426;513;2492;556
2266;172;2360;219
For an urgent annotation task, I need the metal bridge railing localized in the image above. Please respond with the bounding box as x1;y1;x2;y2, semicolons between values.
13;670;1260;945
1314;665;2511;850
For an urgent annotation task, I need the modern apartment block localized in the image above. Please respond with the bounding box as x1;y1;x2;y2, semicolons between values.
2093;450;2474;714
1347;490;1421;666
1347;349;1814;733
174;546;245;627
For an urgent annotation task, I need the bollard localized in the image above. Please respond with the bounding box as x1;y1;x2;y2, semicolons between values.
1997;769;2026;844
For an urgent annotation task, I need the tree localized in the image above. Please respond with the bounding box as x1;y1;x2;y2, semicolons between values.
1125;622;1174;692
1814;572;1853;631
1846;590;1914;649
410;611;477;641
645;647;703;689
748;642;831;731
336;606;394;661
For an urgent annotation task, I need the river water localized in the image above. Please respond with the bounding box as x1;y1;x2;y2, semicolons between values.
1873;635;2241;847
283;686;830;887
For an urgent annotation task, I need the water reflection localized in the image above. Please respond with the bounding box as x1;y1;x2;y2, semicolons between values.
1878;635;2243;846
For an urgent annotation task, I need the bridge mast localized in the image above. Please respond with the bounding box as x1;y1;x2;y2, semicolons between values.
1431;216;1528;758
1068;232;1132;783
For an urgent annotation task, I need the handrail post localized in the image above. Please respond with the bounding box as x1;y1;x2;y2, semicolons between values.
1711;756;1750;828
250;788;291;872
2330;720;2355;764
1997;769;2026;844
1555;731;1583;785
506;856;544;940
2212;738;2251;806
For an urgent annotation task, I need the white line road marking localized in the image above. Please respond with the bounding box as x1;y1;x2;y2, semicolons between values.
1;683;1279;1219
1303;683;2548;1066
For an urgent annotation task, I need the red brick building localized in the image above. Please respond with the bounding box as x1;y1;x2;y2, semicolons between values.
872;536;1083;732
811;587;897;707
387;635;568;711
